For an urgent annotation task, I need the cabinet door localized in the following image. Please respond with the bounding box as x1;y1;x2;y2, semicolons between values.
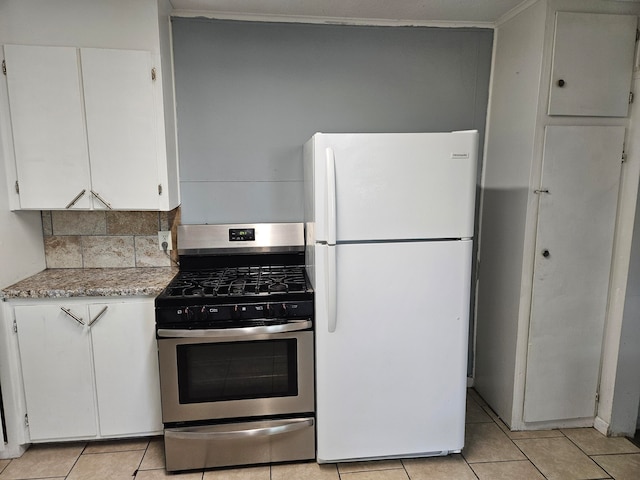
548;12;637;117
80;48;159;210
524;126;624;422
90;301;162;436
14;304;97;441
4;45;92;209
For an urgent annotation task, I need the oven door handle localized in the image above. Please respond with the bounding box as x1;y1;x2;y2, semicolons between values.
165;418;314;440
156;319;312;338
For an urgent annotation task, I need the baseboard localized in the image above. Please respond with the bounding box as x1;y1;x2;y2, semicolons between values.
594;416;610;436
0;443;27;460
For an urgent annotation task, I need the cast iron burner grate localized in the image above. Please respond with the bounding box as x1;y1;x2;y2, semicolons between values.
164;265;309;298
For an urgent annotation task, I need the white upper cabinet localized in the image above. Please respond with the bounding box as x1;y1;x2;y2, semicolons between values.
3;44;175;210
81;48;159;210
4;45;93;209
548;12;637;117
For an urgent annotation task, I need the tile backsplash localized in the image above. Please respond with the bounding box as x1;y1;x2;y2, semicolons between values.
42;209;180;268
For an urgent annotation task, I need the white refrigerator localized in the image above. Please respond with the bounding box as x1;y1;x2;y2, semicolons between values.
303;131;478;463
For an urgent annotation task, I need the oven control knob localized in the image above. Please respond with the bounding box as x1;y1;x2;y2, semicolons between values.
232;305;250;319
269;303;287;318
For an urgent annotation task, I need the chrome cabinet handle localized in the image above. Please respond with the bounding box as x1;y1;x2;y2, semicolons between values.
165;418;313;441
156;319;312;338
88;306;108;327
90;190;112;209
60;307;85;326
65;189;86;209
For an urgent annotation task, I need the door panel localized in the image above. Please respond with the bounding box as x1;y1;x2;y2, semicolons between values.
4;45;91;209
15;305;97;441
314;240;471;461
90;301;162;436
548;12;637;117
524;126;624;422
310;132;477;242
81;48;159;209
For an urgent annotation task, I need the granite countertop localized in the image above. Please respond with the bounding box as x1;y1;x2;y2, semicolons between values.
1;267;178;299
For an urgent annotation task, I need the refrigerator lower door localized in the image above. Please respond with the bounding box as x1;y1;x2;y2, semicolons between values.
313;240;471;462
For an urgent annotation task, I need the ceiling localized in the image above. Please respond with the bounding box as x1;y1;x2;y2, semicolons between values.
168;0;535;26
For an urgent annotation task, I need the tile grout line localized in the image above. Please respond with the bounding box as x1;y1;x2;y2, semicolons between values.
560;431;623;479
468;390;551;480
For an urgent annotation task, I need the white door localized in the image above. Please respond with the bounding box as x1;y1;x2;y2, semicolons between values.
314;240;471;461
548;12;637;117
15;304;97;441
524;126;624;422
90;301;162;436
308;131;477;242
4;45;92;209
81;48;159;210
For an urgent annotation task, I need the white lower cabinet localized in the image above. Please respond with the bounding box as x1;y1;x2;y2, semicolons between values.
13;298;162;442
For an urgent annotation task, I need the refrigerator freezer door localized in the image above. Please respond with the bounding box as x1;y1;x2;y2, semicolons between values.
305;131;477;243
313;240;471;462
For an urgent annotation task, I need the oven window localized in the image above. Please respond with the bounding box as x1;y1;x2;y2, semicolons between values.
176;339;298;404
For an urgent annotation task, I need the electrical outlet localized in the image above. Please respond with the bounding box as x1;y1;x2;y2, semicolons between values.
158;231;172;251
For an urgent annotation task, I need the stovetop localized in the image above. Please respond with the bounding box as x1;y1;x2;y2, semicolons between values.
155;223;314;328
161;265;310;299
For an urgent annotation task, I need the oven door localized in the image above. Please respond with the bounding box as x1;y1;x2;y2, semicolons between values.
157;321;314;424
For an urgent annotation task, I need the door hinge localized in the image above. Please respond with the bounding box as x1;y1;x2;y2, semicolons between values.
24;414;29;427
595;391;600;404
14;180;19;194
630;92;634;104
622;151;627;162
2;59;6;76
13;319;17;333
151;67;157;81
636;28;639;42
158;184;163;195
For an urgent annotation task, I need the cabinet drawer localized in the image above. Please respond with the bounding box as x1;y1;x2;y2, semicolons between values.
164;417;315;471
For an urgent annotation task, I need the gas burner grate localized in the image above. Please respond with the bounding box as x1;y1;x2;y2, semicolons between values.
162;265;309;298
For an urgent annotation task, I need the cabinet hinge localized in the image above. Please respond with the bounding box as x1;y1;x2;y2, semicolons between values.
630;92;634;104
151;67;157;81
2;59;6;76
158;184;163;195
14;180;19;194
13;319;17;333
24;414;29;427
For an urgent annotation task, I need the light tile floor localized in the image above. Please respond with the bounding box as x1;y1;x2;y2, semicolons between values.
1;389;639;479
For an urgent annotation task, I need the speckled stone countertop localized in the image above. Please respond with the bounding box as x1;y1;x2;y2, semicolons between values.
1;267;178;299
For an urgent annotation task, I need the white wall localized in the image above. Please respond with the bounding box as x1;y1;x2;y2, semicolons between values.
172;18;493;225
598;73;640;436
0;6;48;288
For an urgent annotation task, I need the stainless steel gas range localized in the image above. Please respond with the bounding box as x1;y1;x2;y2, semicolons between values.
154;223;315;472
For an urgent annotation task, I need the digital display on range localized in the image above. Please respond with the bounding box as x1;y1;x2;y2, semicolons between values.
229;228;255;242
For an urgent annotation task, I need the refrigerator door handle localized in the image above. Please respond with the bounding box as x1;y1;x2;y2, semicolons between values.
325;147;337;246
326;246;337;333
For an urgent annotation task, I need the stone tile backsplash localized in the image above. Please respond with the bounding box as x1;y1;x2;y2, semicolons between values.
42;209;179;269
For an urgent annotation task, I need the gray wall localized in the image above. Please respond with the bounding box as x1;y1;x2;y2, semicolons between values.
172;18;493;224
